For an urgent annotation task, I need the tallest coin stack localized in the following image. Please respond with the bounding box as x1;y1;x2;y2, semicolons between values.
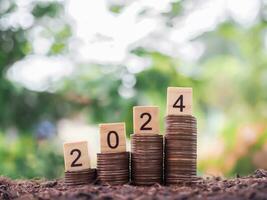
164;115;197;185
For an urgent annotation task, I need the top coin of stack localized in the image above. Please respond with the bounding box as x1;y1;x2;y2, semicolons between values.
164;115;197;185
131;134;163;186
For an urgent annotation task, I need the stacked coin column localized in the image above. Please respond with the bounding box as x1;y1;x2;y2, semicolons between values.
63;141;96;186
165;87;197;185
131;106;163;186
97;123;130;185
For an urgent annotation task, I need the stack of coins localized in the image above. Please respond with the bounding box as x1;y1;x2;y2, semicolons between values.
165;115;197;185
64;168;96;186
131;134;163;186
97;152;130;185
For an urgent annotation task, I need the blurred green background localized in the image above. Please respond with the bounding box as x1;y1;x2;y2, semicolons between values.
1;0;267;179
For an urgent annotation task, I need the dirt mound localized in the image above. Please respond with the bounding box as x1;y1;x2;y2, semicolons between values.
1;169;267;200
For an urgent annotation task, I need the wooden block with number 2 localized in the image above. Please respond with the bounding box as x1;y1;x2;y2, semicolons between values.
100;122;126;153
167;87;192;115
133;106;160;134
63;141;91;172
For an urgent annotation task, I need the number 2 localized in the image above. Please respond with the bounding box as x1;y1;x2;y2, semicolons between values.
70;149;82;167
173;95;185;112
140;112;152;130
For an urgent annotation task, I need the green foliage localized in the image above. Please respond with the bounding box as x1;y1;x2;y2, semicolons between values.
0;0;72;131
32;2;63;18
232;156;255;177
109;5;124;14
0;133;63;179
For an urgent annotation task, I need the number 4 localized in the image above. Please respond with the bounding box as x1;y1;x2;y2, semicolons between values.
167;87;192;115
173;95;185;112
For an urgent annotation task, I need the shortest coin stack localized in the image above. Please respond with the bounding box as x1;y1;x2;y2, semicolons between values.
165;115;197;185
65;168;96;186
131;134;163;186
97;152;130;185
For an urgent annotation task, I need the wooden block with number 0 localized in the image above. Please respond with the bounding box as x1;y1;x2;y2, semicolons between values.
63;141;91;172
133;106;160;134
99;122;126;153
167;87;192;115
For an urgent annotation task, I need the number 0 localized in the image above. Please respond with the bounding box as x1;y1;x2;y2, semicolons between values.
107;131;119;149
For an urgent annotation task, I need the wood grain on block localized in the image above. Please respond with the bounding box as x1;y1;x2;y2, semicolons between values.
63;141;91;172
99;122;126;153
167;87;192;115
133;106;160;134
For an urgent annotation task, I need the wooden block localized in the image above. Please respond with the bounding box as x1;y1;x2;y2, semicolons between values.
99;122;126;153
167;87;192;115
133;106;160;134
63;141;91;172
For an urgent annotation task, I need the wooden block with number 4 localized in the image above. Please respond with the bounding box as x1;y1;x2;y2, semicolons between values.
167;87;192;115
63;141;91;172
133;106;160;134
100;122;126;153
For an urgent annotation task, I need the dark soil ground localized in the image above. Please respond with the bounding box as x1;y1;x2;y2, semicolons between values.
1;169;267;200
